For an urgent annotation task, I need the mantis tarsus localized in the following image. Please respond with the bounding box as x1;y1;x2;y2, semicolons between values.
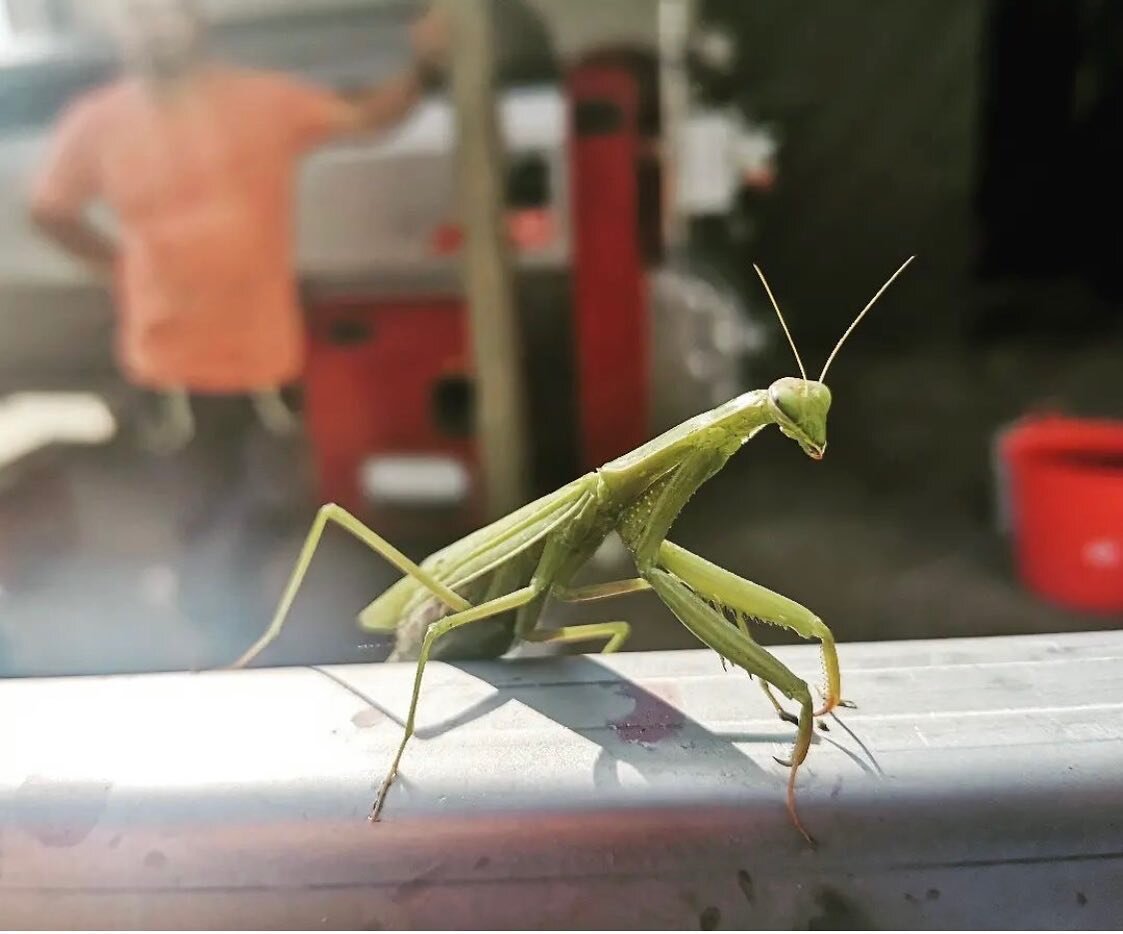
231;255;915;844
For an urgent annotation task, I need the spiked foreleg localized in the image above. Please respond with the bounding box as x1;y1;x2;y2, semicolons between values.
658;540;842;716
643;565;816;844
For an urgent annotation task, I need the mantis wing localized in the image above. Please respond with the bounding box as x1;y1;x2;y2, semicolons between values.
358;476;593;633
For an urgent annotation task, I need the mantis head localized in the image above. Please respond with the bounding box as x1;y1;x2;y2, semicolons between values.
753;256;915;462
768;377;831;459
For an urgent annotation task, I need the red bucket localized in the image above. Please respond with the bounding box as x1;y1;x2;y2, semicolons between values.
998;415;1123;612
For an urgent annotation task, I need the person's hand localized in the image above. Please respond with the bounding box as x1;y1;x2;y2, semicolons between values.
409;4;450;70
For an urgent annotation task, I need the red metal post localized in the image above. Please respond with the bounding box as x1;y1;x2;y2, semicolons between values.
567;64;649;470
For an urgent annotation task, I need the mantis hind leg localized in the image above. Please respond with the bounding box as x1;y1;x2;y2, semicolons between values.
229;504;471;669
515;575;646;654
376;513;595;819
658;540;843;716
642;565;816;845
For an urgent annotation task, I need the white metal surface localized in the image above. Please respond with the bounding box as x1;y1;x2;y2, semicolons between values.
1;629;1120;928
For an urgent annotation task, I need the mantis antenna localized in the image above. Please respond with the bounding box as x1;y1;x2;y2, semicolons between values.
753;263;807;383
819;255;915;381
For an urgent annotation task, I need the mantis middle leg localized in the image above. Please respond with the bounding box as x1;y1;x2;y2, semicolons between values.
372;509;601;820
370;579;548;821
525;621;631;652
552;578;652;603
516;580;642;654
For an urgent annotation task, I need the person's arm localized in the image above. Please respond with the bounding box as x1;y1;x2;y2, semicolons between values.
285;4;449;148
27;95;117;279
346;3;448;133
29;204;117;277
336;62;428;135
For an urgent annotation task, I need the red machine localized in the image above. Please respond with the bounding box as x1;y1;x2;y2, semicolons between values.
303;295;481;537
302;60;655;539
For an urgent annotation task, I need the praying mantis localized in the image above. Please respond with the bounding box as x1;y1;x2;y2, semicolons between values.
231;255;915;844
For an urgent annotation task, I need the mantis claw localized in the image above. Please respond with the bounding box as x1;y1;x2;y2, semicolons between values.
778;710;800;726
813;684;848;718
369;768;399;823
786;758;813;844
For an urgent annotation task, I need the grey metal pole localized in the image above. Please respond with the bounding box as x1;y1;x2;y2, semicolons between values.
1;630;1121;928
658;0;697;253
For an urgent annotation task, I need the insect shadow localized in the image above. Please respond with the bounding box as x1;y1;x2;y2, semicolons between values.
313;653;878;803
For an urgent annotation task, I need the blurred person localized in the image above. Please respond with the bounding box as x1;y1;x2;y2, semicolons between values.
26;0;449;658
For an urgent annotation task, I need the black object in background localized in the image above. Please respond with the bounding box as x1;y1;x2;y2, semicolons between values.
972;0;1123;338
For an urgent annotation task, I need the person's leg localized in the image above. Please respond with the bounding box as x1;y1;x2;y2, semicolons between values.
228;385;317;656
166;393;257;656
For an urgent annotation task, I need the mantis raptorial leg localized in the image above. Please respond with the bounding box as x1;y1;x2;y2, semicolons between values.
657;541;842;717
644;565;817;842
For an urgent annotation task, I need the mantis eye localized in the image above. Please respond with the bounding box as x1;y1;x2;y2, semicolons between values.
769;387;800;422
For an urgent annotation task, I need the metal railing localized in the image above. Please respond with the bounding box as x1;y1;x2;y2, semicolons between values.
1;628;1120;928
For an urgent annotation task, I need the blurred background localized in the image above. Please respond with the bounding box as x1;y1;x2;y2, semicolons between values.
0;0;1120;678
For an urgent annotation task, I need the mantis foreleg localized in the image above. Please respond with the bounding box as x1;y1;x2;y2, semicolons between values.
616;451;819;842
230;504;471;668
658;540;842;716
643;565;816;844
722;603;799;724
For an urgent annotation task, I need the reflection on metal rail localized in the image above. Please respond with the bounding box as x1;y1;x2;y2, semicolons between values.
1;630;1121;928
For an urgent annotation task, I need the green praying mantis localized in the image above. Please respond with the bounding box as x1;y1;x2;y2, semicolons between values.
231;255;915;844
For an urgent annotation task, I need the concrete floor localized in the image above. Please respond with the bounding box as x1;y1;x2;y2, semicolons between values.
1;330;1122;680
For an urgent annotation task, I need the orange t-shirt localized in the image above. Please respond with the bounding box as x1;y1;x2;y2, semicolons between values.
31;65;347;392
